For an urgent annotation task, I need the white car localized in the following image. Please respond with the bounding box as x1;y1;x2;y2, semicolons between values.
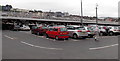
89;25;108;36
98;26;108;36
66;25;88;39
12;25;21;31
107;26;120;36
84;26;95;38
20;25;30;31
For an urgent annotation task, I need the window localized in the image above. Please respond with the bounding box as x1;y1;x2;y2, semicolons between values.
60;28;67;31
67;26;74;30
74;27;85;30
53;28;58;31
87;27;93;31
42;27;47;29
49;28;53;31
32;26;37;29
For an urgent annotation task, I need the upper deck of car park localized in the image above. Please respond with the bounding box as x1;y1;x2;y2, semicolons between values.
1;16;119;26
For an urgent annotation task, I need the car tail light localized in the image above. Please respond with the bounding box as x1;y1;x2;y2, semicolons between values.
59;32;63;34
103;27;106;29
114;30;117;31
114;30;119;31
86;30;91;32
77;30;82;32
59;32;68;34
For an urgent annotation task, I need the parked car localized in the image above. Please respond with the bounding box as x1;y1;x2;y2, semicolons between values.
107;26;120;36
89;25;108;36
46;27;69;40
20;25;30;31
31;26;48;35
66;25;88;39
47;25;54;28
98;26;108;36
84;26;95;38
12;25;21;31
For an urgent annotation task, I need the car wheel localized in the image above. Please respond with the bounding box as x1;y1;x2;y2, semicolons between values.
55;36;59;40
31;31;34;34
37;32;40;35
109;32;114;36
99;32;103;36
90;35;94;38
45;34;49;38
73;34;78;39
82;37;86;39
65;38;69;40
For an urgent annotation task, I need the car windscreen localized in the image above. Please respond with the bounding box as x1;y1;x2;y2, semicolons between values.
42;27;47;29
60;28;67;31
74;27;85;30
32;26;37;29
87;27;94;31
119;27;120;30
114;27;119;30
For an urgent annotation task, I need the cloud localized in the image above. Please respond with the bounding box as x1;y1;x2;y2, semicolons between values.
0;0;119;17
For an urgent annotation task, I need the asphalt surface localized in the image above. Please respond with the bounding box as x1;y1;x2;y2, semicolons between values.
2;30;118;59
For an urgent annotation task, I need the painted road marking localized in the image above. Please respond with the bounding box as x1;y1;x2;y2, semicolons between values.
70;39;82;42
72;40;79;42
19;31;31;34
4;35;15;40
21;41;63;50
89;44;118;50
97;36;116;38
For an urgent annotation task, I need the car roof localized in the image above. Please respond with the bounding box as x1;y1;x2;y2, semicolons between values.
52;27;65;28
67;25;81;27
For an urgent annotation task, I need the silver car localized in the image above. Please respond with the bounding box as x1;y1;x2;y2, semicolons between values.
66;25;88;39
84;26;95;38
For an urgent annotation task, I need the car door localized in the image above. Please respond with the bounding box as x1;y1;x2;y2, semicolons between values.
47;28;54;37
67;26;74;37
52;28;59;38
31;26;37;33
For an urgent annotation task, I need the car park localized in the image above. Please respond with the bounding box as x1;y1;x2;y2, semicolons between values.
31;26;48;35
66;25;88;39
46;27;69;40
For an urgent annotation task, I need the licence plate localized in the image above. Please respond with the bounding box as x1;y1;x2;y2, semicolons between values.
63;33;67;34
82;32;86;34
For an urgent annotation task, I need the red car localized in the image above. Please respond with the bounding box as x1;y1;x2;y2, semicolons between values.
46;27;69;40
31;26;48;35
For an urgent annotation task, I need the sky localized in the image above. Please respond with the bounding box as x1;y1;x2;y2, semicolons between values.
0;0;120;17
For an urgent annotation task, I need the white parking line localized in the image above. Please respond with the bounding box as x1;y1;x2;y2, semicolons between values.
72;40;79;42
4;35;15;40
19;31;31;34
97;36;116;38
70;39;81;42
89;44;118;50
21;41;63;50
37;36;43;37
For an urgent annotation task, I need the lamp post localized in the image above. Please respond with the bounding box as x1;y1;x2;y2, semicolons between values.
81;0;84;26
96;4;98;25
